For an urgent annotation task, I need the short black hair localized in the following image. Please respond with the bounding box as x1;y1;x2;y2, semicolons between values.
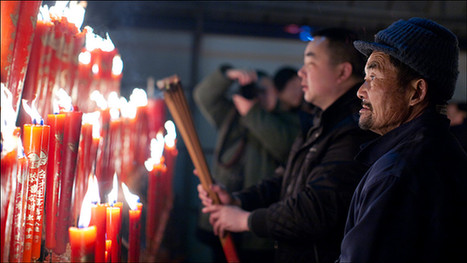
273;67;298;92
312;27;366;79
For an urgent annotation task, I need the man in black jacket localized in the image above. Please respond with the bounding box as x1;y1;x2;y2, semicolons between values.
197;28;378;262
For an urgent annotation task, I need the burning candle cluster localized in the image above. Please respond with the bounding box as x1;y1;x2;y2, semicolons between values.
1;1;177;262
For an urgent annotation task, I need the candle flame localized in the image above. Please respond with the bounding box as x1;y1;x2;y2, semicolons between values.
112;55;123;76
1;84;18;152
107;173;118;204
121;183;140;210
64;1;86;31
129;88;148;107
144;132;165;171
164;120;177;148
22;99;43;125
78;50;91;65
49;1;69;20
108;92;121;120
102;32;115;52
78;174;95;228
90;90;108;110
53;88;73;113
38;4;51;22
82;111;101;139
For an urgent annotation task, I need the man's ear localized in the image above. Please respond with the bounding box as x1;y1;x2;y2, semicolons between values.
337;62;353;83
408;78;428;106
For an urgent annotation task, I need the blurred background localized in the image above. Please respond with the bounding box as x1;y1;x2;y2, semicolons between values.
50;1;466;261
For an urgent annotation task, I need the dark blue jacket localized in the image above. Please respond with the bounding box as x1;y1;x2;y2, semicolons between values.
339;109;467;263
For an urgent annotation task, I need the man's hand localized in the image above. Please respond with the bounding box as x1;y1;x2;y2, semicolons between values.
203;205;251;237
225;69;257;85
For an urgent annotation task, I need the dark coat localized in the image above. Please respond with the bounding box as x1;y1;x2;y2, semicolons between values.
236;84;378;263
339;109;467;263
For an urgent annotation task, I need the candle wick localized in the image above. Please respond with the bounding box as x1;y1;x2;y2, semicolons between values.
40;119;44;125
33;119;37;125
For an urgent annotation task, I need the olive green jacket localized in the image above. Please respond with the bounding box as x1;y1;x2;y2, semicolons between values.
193;67;300;250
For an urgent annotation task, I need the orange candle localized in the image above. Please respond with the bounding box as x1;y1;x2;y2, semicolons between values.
69;225;97;262
90;203;107;263
106;203;122;262
22;122;50;262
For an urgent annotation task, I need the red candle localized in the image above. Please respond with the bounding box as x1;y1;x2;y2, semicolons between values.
8;155;28;262
146;162;166;247
22;122;50;262
147;98;166;139
74;122;93;224
105;239;112;263
1;127;20;262
96;108;111;201
44;113;65;250
69;225;97;262
6;1;41;118
128;208;142;263
54;110;83;255
164;140;178;203
106;203;122;263
0;1;20;83
90;203;107;263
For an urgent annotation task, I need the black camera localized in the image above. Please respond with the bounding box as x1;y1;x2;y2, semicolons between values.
235;82;263;99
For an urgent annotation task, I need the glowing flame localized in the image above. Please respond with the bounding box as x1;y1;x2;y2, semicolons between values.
48;1;68;19
119;97;137;119
107;173;118;204
144;132;165;171
90;90;108;110
38;4;51;22
64;1;86;30
164;121;177;148
82;111;101;139
108;92;120;120
129;88;148;107
22;99;43;125
102;32;115;52
122;183;140;210
1;84;17;152
112;55;123;76
78;174;100;228
78;50;91;65
53;88;73;113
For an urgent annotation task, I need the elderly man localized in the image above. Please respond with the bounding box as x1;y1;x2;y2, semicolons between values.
339;18;467;262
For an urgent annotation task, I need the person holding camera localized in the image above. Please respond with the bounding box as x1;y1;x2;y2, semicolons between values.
193;65;302;262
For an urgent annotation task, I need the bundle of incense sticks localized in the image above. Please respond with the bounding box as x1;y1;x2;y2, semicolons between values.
157;75;239;263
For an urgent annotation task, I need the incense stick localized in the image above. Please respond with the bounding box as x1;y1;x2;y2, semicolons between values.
157;75;240;263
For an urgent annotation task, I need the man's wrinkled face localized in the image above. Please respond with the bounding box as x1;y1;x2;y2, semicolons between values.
357;52;412;135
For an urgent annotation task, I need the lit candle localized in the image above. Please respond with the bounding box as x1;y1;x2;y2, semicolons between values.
106;173;122;262
122;183;142;263
69;179;97;263
54;89;83;255
44;111;65;250
22;99;50;262
105;239;112;263
88;175;106;263
144;134;166;248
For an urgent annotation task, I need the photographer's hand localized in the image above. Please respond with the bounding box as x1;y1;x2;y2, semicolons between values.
226;69;257;85
232;94;257;116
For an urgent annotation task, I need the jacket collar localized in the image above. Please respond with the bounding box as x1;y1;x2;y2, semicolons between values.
356;108;451;166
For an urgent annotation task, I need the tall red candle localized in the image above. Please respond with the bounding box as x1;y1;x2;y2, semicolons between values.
74;122;93;224
0;1;20;84
44;113;65;249
146;162;166;247
54;110;83;255
6;1;41;118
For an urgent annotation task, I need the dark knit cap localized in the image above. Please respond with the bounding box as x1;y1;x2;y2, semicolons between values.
354;17;459;103
273;67;298;92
